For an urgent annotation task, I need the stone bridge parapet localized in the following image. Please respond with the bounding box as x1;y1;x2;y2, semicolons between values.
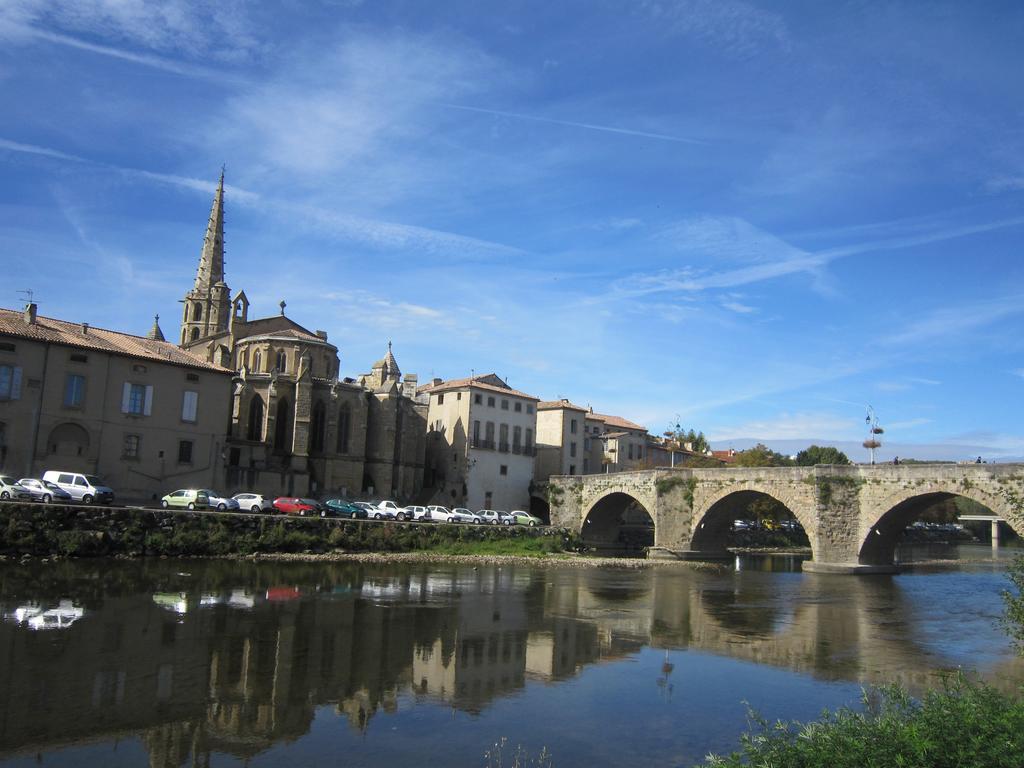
548;463;1024;573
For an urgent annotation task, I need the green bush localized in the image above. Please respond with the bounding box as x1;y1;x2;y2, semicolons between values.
700;676;1024;768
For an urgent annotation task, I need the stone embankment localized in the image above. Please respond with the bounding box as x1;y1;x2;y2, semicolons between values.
0;502;571;560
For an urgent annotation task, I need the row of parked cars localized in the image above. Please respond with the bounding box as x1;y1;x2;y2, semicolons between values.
0;472;115;504
157;488;546;526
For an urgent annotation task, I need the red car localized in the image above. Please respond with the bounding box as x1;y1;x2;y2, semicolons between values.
272;497;321;516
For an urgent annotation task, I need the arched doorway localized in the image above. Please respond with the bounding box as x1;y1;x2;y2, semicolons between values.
529;495;550;524
581;492;654;554
46;422;91;459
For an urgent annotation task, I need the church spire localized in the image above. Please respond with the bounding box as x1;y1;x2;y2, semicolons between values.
194;168;226;291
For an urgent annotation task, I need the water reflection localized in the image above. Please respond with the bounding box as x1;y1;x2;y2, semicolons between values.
0;558;1020;766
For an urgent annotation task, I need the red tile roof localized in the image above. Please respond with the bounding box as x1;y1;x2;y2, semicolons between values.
537;399;589;412
418;373;539;401
588;412;647;433
0;308;232;373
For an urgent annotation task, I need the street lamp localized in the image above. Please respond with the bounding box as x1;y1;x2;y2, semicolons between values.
863;406;884;465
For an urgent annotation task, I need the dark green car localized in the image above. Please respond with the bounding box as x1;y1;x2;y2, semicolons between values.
323;499;368;519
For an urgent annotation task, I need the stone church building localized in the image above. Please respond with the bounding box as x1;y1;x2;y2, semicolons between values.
179;173;426;500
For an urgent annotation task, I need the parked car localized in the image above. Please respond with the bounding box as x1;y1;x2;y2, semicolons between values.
508;510;543;527
0;476;32;501
324;499;368;519
273;497;321;516
17;478;73;503
478;509;513;526
199;489;240;512
41;471;115;505
427;505;457;522
376;500;402;517
400;505;430;522
161;489;210;510
448;507;482;524
351;501;389;519
232;493;268;513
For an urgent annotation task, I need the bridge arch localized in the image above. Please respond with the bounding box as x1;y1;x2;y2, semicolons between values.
859;485;1020;567
581;490;655;552
691;484;817;558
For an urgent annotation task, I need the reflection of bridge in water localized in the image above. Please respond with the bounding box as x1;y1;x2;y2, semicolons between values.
0;560;1020;766
549;464;1024;573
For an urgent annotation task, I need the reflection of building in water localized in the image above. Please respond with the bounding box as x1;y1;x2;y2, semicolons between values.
525;618;599;680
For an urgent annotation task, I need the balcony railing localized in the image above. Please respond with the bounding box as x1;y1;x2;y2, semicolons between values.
471;438;496;450
498;442;510;453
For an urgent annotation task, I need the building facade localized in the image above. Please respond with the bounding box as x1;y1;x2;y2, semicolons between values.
178;174;426;500
420;374;538;512
0;303;233;501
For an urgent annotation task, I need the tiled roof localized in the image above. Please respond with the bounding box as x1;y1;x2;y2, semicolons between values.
588;412;647;432
238;315;327;344
537;399;588;412
418;373;539;401
0;308;232;373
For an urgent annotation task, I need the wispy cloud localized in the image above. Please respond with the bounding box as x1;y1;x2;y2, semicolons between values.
443;103;705;144
638;0;790;56
0;137;85;162
882;294;1024;347
708;411;856;442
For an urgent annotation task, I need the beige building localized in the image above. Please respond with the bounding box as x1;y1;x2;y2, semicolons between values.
534;399;654;478
419;374;538;512
0;303;233;501
178;174;426;500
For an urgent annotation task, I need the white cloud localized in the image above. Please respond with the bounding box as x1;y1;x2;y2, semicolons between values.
708;411;857;443
882;295;1024;347
720;300;755;314
638;0;790;56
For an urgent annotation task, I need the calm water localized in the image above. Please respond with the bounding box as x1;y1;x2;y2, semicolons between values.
0;547;1021;767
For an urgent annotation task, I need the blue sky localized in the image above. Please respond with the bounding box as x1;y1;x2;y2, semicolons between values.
1;0;1022;461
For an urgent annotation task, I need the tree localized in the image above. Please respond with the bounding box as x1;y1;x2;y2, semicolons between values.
733;443;793;467
663;424;710;454
795;445;851;466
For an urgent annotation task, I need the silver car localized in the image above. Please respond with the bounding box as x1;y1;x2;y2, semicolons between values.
17;478;73;504
199;489;240;512
448;507;482;524
0;476;32;501
478;509;513;526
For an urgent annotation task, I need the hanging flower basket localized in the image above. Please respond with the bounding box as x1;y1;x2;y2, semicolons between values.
872;427;885;434
863;439;882;449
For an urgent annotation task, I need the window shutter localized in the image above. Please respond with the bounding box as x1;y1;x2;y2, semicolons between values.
143;385;154;416
11;367;22;400
182;391;198;422
121;382;132;413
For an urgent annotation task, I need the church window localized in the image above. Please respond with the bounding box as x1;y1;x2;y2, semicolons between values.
240;350;248;370
253;350;262;372
337;405;350;454
274;398;292;451
193;303;202;321
247;396;264;441
311;401;326;453
275;350;287;373
190;328;199;342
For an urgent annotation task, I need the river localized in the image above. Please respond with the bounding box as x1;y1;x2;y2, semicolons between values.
0;545;1021;767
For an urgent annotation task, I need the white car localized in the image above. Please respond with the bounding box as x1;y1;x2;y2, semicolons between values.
1;475;34;501
199;489;240;512
448;507;481;524
400;505;430;522
377;500;402;518
355;501;393;519
427;505;458;522
478;509;513;526
232;493;268;513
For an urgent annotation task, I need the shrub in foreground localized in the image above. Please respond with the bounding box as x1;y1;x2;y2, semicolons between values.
700;676;1024;768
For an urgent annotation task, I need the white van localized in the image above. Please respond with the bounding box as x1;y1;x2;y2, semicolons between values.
41;471;115;505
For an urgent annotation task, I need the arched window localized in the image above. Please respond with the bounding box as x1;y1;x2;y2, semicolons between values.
240;349;248;370
235;300;244;317
337;404;350;454
276;349;287;373
311;401;326;453
247;396;264;441
274;397;292;451
190;328;199;342
253;350;262;372
193;303;203;321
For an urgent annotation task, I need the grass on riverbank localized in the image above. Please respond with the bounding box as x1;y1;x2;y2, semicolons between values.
700;676;1024;768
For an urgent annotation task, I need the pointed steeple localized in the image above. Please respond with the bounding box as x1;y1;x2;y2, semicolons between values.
194;168;226;291
147;314;166;342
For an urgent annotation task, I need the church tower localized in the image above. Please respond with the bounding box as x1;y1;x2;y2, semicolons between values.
181;171;232;347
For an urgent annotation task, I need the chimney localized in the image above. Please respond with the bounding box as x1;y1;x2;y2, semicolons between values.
315;330;328;340
81;322;89;335
23;303;37;324
432;377;442;386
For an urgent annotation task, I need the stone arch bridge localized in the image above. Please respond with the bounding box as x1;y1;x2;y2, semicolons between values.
548;464;1024;573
